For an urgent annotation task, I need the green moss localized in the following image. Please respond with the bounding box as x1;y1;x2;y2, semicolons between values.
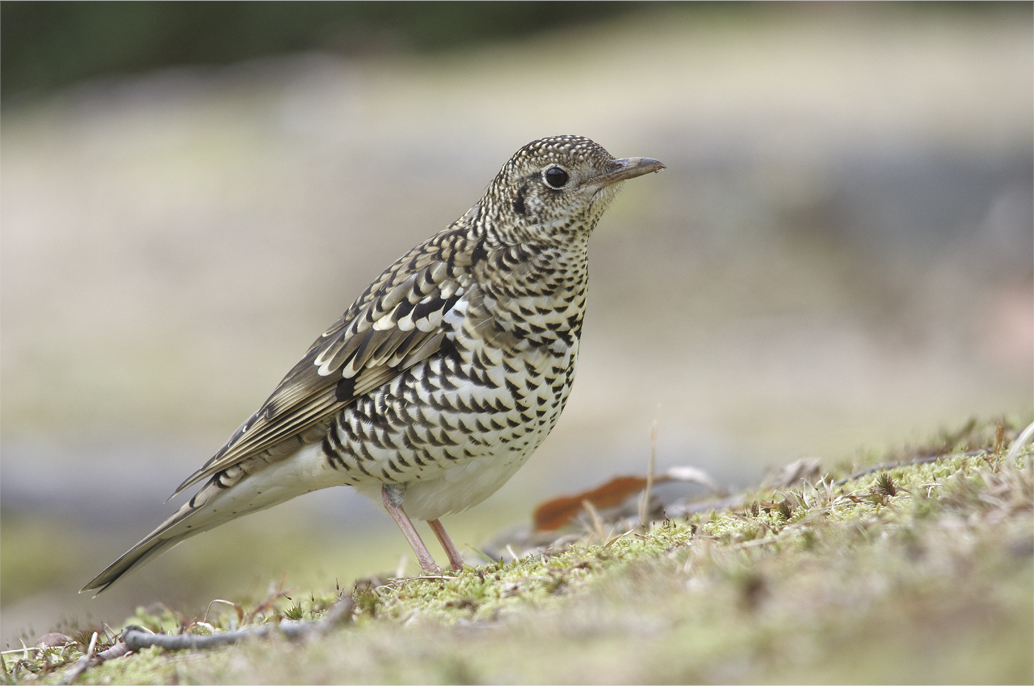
6;417;1032;684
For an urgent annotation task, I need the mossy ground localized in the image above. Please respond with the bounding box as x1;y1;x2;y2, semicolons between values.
4;417;1032;684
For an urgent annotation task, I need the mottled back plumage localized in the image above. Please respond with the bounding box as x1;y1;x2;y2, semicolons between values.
83;135;663;593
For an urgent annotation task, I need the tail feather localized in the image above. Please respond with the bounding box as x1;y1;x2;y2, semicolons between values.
79;473;255;594
82;442;335;594
80;499;211;594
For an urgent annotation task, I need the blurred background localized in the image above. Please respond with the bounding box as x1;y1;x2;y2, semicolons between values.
2;3;1031;647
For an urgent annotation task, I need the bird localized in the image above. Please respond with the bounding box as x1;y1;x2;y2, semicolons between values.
81;135;664;593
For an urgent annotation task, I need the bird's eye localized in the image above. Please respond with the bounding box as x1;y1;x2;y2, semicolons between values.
543;166;570;189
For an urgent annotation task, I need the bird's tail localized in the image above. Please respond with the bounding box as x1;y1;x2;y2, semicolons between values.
81;454;318;594
80;477;238;594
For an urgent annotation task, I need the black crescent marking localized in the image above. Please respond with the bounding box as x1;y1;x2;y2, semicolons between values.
513;182;528;216
335;376;357;402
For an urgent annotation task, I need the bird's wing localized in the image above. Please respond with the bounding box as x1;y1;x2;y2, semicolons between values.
171;229;477;496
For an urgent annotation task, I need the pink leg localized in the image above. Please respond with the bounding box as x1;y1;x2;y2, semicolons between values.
427;518;465;571
381;484;441;575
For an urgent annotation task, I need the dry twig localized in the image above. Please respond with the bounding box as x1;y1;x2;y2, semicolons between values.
122;596;355;653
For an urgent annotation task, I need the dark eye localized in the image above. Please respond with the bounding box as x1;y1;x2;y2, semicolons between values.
544;166;569;189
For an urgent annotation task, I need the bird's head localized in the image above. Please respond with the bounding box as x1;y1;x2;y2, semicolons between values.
485;135;664;245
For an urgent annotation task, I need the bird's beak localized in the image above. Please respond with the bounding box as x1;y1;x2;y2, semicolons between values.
585;157;665;188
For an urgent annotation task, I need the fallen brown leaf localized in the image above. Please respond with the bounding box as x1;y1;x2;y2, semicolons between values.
533;467;719;531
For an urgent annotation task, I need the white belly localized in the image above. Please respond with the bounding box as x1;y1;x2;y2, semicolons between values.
351;419;551;521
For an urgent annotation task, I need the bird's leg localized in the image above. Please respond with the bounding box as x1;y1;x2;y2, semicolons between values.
381;483;441;575
427;519;465;570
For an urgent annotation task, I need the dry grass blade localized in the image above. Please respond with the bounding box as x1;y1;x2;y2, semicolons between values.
581;499;606;542
203;599;244;627
58;631;132;685
243;572;290;624
1006;419;1034;460
639;418;659;529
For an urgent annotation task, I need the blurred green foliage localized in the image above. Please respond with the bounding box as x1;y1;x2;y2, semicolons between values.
1;1;647;103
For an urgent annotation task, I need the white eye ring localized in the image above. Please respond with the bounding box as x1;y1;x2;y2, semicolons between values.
543;165;570;189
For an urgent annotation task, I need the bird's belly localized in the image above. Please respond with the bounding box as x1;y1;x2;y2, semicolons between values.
325;339;579;519
399;431;546;520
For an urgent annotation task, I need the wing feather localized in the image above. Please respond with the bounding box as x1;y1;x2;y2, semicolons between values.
172;225;479;497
